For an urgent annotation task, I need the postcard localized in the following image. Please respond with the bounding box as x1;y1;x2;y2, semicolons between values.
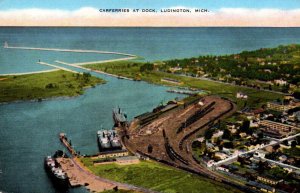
0;1;299;193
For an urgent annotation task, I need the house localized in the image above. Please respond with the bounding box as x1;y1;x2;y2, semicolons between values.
239;132;247;138
212;130;224;138
253;151;266;159
216;166;229;172
250;120;259;128
195;137;205;143
169;67;182;73
206;160;215;167
236;92;248;99
215;152;228;160
274;79;287;85
278;155;287;162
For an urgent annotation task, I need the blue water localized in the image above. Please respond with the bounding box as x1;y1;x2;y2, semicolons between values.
1;27;300;74
1;27;300;193
0;47;124;74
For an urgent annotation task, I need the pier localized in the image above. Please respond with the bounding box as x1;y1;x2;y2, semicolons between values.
55;60;134;80
59;133;77;156
5;45;137;58
2;44;138;78
37;62;79;74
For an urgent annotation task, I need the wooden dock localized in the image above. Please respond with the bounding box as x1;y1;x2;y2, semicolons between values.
59;133;77;156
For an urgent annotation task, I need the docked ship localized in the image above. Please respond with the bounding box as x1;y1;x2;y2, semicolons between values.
97;129;122;151
113;107;127;127
97;130;112;150
110;130;122;149
44;150;69;188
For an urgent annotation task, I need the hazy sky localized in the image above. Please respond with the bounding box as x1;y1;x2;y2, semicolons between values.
0;0;299;26
1;0;300;10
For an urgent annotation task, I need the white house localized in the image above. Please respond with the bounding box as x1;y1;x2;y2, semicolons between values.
274;79;287;85
236;92;248;99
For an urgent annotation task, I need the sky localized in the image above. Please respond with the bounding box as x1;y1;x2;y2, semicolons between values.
0;0;300;26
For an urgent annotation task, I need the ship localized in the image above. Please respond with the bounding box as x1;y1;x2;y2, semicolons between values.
110;130;122;149
113;107;127;127
44;150;69;188
97;130;112;150
97;129;122;151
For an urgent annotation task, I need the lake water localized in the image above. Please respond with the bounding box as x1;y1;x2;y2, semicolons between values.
1;27;300;193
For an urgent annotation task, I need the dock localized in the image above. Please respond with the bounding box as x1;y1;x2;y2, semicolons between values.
59;133;77;156
57;133;158;193
166;89;200;95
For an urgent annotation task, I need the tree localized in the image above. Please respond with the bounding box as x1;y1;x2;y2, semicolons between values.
296;136;300;145
204;129;214;140
82;72;91;83
240;120;251;134
273;144;280;151
192;141;202;149
222;129;231;140
224;141;233;148
140;63;154;72
293;91;300;99
291;141;297;148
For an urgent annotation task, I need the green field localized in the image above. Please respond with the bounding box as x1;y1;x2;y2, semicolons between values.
0;70;105;103
86;61;283;109
81;158;241;193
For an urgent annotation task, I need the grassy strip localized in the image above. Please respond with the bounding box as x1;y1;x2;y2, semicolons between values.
81;158;241;193
86;61;283;109
100;190;140;193
0;70;105;103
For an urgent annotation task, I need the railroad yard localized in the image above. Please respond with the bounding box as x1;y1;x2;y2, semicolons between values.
121;95;237;183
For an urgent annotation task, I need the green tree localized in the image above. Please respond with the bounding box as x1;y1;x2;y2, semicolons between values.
222;129;231;140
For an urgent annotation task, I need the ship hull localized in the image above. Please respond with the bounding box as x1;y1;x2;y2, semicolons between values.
44;155;69;189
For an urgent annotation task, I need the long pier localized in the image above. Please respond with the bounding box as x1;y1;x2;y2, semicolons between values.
2;45;138;78
37;62;79;74
5;46;137;58
55;60;134;80
71;56;137;66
